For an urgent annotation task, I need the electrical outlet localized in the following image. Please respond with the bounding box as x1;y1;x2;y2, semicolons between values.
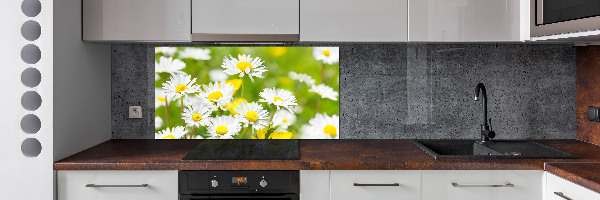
129;106;142;118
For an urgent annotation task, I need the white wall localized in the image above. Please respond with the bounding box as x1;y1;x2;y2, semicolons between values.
53;0;112;162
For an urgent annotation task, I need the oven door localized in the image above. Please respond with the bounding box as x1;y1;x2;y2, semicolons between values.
180;194;299;200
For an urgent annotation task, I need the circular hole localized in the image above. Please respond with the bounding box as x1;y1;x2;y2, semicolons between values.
21;138;42;157
21;0;41;17
21;114;41;134
21;44;41;64
21;91;42;111
21;20;41;41
21;68;41;88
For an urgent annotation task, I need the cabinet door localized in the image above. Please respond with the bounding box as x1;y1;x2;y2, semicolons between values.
545;172;600;200
409;0;529;42
191;0;299;41
300;171;330;200
57;170;178;200
300;0;408;42
83;0;191;41
422;170;542;200
330;170;420;200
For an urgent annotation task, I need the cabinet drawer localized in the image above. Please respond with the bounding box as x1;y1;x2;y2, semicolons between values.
546;172;600;200
57;170;178;200
330;170;421;200
422;170;542;200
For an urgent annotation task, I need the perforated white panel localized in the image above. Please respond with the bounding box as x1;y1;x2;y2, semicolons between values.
0;0;53;199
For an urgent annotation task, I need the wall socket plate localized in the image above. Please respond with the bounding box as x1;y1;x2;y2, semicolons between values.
129;106;142;119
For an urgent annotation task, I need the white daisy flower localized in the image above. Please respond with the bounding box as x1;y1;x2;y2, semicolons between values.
272;109;296;129
155;126;187;139
199;81;235;110
155;56;186;75
155;117;164;130
309;84;339;101
301;114;339;139
207;116;242;139
192;135;204;139
179;48;211;60
289;71;316;86
155;47;177;56
234;102;269;130
209;69;229;82
182;103;213;128
313;47;339;64
155;88;168;108
162;74;201;101
258;88;298;113
221;54;268;82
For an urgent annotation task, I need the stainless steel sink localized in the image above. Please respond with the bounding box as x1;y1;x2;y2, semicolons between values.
412;140;579;159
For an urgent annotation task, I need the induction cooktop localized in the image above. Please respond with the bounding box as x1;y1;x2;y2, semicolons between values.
182;140;300;160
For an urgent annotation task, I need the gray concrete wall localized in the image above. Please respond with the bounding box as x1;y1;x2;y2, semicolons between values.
112;43;576;139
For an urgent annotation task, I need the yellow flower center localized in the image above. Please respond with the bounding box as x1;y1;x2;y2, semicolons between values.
216;125;228;135
208;91;223;102
175;84;187;93
322;49;331;57
192;113;202;121
282;118;288;124
245;111;259;122
323;125;337;138
163;134;175;139
273;97;283;102
236;61;253;72
157;97;166;102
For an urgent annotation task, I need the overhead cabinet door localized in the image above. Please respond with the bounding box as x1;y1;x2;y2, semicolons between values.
300;0;408;42
409;0;529;42
83;0;191;41
191;0;300;41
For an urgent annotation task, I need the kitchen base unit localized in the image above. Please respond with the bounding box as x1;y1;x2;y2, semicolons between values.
57;170;178;200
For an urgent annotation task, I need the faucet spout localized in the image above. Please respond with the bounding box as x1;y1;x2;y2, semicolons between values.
474;83;495;142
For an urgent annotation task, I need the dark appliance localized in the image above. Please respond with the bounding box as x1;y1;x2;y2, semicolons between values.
179;171;299;200
532;0;600;37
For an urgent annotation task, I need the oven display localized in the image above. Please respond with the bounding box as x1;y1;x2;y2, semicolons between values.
232;177;247;184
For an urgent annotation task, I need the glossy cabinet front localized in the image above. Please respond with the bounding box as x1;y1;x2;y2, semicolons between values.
57;170;178;200
300;0;408;42
409;0;529;42
421;170;543;200
330;170;421;200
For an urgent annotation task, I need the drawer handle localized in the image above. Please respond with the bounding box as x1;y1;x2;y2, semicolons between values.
353;183;400;186
86;184;149;188
554;192;573;200
451;183;514;188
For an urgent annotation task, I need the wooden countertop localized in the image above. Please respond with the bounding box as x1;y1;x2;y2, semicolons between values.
545;162;600;194
54;139;600;171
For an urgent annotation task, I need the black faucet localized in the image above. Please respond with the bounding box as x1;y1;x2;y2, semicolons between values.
474;83;495;143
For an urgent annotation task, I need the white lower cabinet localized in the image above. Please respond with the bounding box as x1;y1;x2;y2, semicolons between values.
57;170;178;200
545;172;600;200
330;170;421;200
421;170;543;200
300;170;331;200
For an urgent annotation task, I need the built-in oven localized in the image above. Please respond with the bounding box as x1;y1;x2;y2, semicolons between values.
179;171;299;200
531;0;600;38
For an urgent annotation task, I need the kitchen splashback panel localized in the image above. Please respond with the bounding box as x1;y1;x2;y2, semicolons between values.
112;44;576;139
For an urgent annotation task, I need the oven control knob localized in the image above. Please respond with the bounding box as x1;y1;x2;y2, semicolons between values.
259;179;267;187
211;180;219;188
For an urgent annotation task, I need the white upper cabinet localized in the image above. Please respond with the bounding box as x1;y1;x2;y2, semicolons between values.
300;0;408;42
409;0;530;42
191;0;299;41
83;0;191;41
